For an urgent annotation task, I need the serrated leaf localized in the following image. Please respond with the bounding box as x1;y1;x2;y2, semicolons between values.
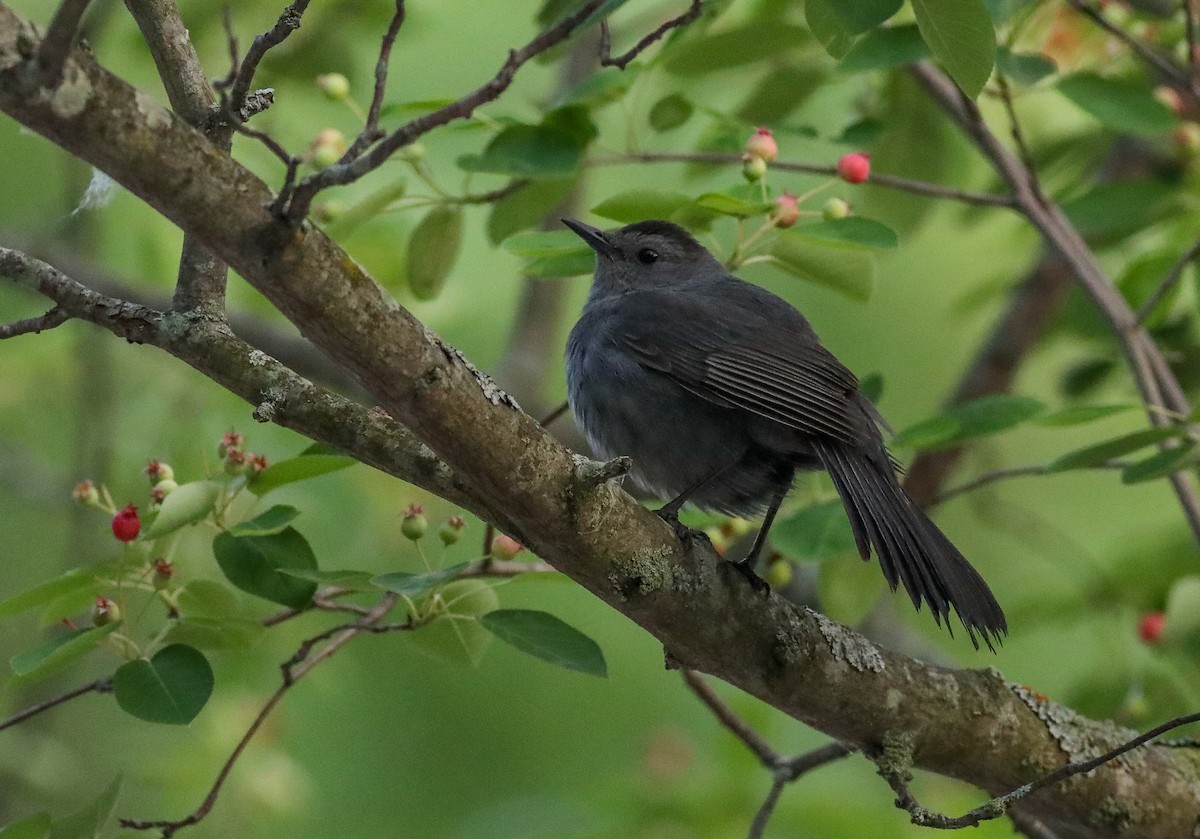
911;0;996;98
8;623;119;685
1034;405;1134;426
1046;426;1191;472
406;206;463;301
373;562;470;597
249;453;356;496
693;193;773;218
771;501;857;562
49;775;121;839
768;232;876;301
1165;576;1200;638
806;0;855;60
480;609;607;677
996;48;1055;86
113;644;213;725
0;571;95;622
1121;443;1199;484
212;528;318;608
459;124;584;176
230;505;300;537
840;24;930;73
649;93;694;132
828;0;902;34
0;812;51;839
591;190;694;223
792;217;899;249
1057;73;1176;134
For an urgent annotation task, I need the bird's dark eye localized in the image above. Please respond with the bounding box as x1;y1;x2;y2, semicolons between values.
637;248;659;265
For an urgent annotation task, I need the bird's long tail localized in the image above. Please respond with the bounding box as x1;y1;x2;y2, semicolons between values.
812;439;1007;651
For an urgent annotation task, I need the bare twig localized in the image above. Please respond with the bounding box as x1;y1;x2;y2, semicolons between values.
588;151;1017;208
37;0;92;87
682;669;776;765
0;677;112;733
599;0;702;70
1136;232;1200;322
283;0;609;220
1065;0;1198;96
121;594;402;836
930;462;1128;507
1186;0;1199;76
880;710;1200;829
223;0;314;111
0;306;69;338
342;0;407;162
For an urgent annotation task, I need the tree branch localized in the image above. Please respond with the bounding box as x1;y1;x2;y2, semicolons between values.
341;0;406;162
1065;0;1199;97
37;0;92;87
598;0;701;70
0;305;69;338
3;11;1200;835
0;676;111;733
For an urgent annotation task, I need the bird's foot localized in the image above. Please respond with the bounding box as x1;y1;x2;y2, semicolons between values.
654;506;709;550
729;557;770;596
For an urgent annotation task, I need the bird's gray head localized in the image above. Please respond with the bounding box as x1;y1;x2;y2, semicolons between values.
563;218;725;294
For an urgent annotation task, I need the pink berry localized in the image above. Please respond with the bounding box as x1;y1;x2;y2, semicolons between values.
772;193;800;228
744;126;778;163
111;504;140;542
1138;611;1165;644
836;152;871;184
490;533;524;561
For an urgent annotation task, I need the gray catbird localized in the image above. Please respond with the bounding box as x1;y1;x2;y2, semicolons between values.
563;218;1006;649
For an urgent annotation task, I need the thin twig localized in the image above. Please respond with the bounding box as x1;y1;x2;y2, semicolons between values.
223;0;314;111
0;306;69;338
1186;0;1199;78
682;669;777;765
1136;232;1200;322
599;0;702;70
37;0;92;87
881;709;1200;829
120;594;402;836
342;0;407;162
995;73;1037;178
930;461;1128;507
0;677;112;733
1064;0;1198;96
587;151;1017;208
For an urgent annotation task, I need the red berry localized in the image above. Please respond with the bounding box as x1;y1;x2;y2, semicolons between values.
1138;611;1165;644
744;126;778;163
836;152;871;184
111;504;140;542
771;193;800;228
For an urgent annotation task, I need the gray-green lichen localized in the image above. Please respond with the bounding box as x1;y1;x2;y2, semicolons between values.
812;609;885;672
1010;683;1142;771
608;549;674;599
134;89;170;131
424;325;519;409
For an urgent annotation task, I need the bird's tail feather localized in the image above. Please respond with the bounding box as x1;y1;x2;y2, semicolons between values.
813;439;1007;651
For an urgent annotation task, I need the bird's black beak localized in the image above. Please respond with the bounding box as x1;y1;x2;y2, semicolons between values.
562;218;618;261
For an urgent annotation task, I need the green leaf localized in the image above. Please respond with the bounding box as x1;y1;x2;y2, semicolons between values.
894;395;1044;449
275;568;375;589
459;124;584;176
819;553;886;625
503;230;589;257
840;25;930;73
736;64;829;125
1121;443;1199;484
0;813;51;839
771;501;857;562
323;179;407;238
212;528;319;608
1034;404;1133;426
560;66;640;108
1057;73;1176;134
249;453;356;496
229;505;300;537
693;193;773;218
649;93;694;132
0;571;95;622
664;24;809;76
806;0;855;60
828;0;902;34
113;644;213;725
892;415;961;450
176;580;240;618
1164;576;1200;638
406;580;498;666
480;609;607;677
591;190;694;224
911;0;997;98
996;48;1055;86
1061;179;1175;241
791;217;899;249
406;206;463;301
523;251;597;279
163;617;263;651
486;177;574;245
49;776;121;839
9;623;119;685
373;562;470;597
145;480;220;538
38;584;102;628
1046;426;1191;472
768;232;876;301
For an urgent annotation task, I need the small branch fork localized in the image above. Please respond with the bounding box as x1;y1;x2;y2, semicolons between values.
877;710;1200;830
0;306;69;339
681;670;854;838
599;0;702;70
37;0;92;87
